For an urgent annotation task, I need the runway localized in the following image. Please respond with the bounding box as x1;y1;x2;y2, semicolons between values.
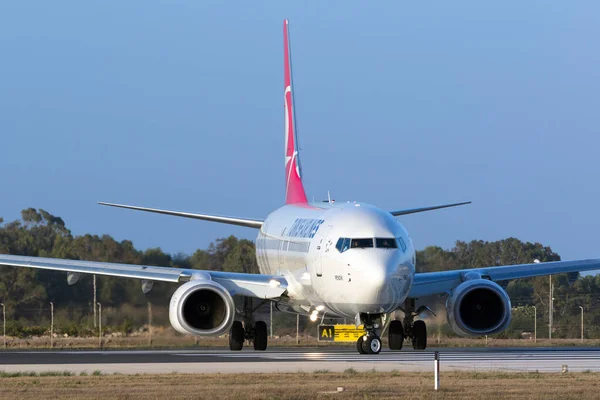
1;347;599;374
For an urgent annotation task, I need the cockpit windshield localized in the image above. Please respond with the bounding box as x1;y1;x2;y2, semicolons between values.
336;237;399;253
351;238;373;249
375;238;398;249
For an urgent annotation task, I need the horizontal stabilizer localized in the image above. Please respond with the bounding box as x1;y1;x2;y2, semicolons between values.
98;202;263;229
389;201;471;217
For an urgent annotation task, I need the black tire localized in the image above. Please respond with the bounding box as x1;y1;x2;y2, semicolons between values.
357;335;367;354
412;320;427;350
388;320;404;351
253;321;268;351
229;321;244;351
364;335;382;354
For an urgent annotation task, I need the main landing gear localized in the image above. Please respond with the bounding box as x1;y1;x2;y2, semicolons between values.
389;298;428;351
386;319;427;351
229;297;269;351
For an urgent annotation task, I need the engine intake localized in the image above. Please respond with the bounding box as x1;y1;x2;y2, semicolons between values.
169;280;235;336
446;279;511;336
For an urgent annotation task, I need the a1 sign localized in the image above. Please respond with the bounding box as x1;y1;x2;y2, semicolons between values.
318;325;335;341
318;324;364;342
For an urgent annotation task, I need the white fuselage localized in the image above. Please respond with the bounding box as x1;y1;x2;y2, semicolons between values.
256;202;415;319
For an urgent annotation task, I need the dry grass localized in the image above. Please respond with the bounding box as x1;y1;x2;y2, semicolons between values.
0;371;599;399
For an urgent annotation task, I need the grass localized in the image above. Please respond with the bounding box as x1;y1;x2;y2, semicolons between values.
0;371;599;399
0;371;74;378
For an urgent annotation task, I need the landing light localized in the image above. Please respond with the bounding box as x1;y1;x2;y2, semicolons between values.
269;279;281;287
310;314;318;322
316;305;325;311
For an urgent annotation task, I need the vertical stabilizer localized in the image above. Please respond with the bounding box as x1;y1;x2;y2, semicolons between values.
283;20;308;205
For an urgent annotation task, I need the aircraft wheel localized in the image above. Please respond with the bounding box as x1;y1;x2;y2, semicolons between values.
388;320;404;351
253;321;268;351
412;320;427;350
229;321;244;351
357;335;367;354
363;335;382;354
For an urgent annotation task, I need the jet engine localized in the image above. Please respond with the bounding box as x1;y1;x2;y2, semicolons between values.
446;278;511;337
169;280;235;336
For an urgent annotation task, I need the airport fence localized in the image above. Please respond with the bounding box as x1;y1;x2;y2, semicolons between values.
1;300;600;349
0;302;324;349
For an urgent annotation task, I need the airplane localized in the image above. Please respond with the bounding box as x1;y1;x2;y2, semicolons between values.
2;20;600;355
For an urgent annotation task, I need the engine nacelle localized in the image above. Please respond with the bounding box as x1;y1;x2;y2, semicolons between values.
446;279;511;337
169;280;235;336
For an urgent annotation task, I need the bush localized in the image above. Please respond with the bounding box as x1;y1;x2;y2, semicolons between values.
5;321;47;338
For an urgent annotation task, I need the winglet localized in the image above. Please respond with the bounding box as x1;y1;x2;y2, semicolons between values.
283;19;308;205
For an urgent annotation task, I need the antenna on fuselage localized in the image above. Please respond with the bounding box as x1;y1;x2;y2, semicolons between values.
322;191;335;204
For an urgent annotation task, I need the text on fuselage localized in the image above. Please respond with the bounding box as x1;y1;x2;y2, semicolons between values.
287;218;324;238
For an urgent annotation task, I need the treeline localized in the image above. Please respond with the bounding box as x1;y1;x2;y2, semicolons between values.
1;208;600;338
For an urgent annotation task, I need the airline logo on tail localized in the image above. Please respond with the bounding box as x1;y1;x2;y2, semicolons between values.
283;20;308;205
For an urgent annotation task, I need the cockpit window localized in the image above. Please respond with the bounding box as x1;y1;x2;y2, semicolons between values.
375;238;398;249
397;237;407;252
351;238;373;249
336;237;375;252
336;237;351;253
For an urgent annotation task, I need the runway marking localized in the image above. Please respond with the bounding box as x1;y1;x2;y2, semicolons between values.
1;348;599;374
173;350;600;364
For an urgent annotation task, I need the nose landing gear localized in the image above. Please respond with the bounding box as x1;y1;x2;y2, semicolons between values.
356;313;383;354
355;302;430;354
357;333;382;354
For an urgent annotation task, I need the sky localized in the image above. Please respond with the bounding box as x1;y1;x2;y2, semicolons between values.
1;2;599;263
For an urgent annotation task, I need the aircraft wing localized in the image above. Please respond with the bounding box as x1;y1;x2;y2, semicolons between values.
98;202;264;229
0;254;287;299
389;201;471;216
409;259;600;298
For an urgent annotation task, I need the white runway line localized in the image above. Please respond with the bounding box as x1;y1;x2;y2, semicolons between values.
1;349;599;374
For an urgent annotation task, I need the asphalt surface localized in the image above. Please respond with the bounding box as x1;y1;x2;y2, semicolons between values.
1;347;599;374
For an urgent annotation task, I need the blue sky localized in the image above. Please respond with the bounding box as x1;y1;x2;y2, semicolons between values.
1;2;599;262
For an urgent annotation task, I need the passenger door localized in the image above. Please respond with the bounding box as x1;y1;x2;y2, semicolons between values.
316;224;333;277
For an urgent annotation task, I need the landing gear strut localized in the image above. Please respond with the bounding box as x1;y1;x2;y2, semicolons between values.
228;297;269;351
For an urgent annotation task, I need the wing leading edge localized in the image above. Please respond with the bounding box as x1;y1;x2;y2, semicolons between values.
0;254;286;299
98;202;263;229
409;259;600;298
389;201;471;217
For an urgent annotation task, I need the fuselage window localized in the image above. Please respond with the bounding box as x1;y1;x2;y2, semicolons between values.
397;237;407;252
351;238;373;249
375;238;398;249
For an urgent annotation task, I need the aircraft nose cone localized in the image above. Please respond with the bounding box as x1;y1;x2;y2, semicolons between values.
365;265;387;289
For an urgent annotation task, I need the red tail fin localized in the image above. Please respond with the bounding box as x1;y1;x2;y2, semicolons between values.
283;20;308;205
